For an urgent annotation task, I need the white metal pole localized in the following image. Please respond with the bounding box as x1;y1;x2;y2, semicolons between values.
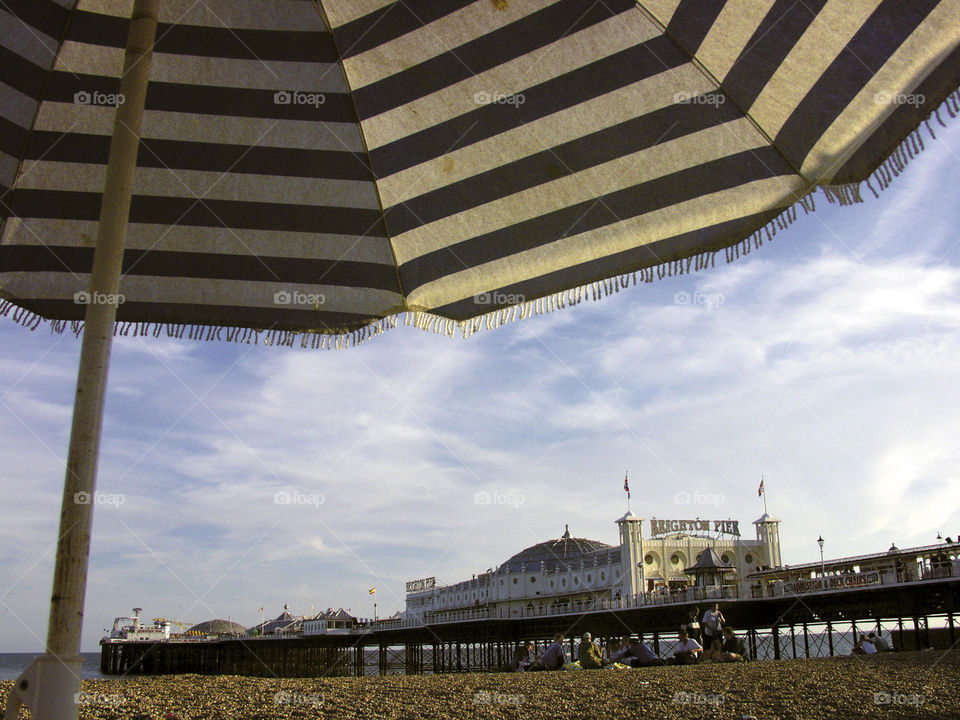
4;3;158;719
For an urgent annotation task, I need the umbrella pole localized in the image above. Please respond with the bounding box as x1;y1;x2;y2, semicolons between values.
3;2;158;719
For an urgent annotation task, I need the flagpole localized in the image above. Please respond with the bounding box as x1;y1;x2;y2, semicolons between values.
762;475;768;515
4;4;158;718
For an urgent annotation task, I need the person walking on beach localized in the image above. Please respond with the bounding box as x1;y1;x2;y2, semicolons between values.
681;606;701;644
668;629;702;665
578;633;606;669
701;603;724;647
529;633;566;670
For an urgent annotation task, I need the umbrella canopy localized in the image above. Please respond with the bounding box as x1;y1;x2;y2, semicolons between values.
3;0;959;345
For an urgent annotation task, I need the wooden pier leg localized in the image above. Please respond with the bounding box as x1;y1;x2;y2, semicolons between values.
748;628;757;661
826;621;835;657
948;613;956;645
913;616;929;649
790;625;796;659
897;617;905;650
772;625;781;660
803;623;810;659
653;631;660;657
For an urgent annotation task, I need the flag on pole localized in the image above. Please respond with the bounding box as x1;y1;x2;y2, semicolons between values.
758;478;765;497
623;472;630;499
369;588;376;594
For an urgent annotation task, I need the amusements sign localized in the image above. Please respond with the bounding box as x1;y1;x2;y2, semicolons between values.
784;571;880;594
405;577;437;593
650;519;740;537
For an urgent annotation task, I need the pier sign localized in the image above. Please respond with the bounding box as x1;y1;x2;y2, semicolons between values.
405;577;437;593
784;571;880;594
650;519;740;537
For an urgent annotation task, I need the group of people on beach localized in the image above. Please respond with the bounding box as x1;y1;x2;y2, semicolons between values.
850;630;892;655
508;603;748;671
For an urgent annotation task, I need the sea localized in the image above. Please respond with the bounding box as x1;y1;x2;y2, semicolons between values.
0;652;108;681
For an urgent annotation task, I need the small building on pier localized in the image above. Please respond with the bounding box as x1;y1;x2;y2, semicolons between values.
304;608;356;635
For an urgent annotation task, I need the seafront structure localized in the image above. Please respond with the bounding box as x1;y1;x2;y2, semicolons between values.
403;509;781;623
99;500;960;678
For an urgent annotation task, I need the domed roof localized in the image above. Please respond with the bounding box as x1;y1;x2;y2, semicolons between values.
501;525;615;573
186;619;246;636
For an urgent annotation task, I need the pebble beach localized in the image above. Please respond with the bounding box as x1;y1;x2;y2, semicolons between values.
3;650;958;719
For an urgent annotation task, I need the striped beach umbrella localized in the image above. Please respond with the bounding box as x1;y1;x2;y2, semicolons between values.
2;1;959;717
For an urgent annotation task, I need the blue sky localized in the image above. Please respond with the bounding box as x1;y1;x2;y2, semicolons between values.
2;120;960;652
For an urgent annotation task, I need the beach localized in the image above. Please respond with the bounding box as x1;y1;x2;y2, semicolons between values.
2;650;957;719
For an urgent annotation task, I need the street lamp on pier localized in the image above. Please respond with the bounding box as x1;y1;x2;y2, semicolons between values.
817;535;825;578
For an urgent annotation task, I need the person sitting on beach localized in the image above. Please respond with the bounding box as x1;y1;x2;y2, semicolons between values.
668;629;702;665
705;637;724;663
529;633;566;670
615;635;636;664
850;634;877;655
720;627;746;662
627;633;664;667
578;633;606;669
868;631;892;652
603;639;621;665
508;641;535;671
681;607;701;645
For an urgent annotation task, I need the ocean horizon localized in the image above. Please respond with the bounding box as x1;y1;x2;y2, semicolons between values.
0;652;107;681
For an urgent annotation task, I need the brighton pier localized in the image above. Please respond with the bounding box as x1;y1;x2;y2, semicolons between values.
101;509;960;678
